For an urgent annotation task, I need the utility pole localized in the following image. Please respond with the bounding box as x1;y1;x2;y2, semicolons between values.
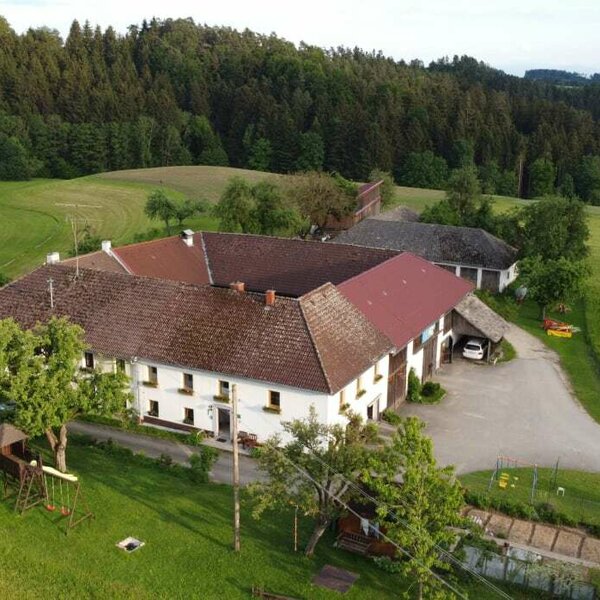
231;383;241;552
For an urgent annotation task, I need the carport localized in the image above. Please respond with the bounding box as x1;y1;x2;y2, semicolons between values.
452;294;508;362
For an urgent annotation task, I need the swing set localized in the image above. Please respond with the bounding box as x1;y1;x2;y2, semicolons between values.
0;424;93;534
32;463;93;533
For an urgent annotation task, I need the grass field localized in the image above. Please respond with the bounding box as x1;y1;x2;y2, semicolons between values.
0;176;219;278
98;165;284;202
0;435;527;600
460;468;600;527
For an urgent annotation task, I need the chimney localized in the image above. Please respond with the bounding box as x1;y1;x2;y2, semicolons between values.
46;252;60;265
265;289;276;307
181;229;194;247
230;281;245;293
101;240;112;254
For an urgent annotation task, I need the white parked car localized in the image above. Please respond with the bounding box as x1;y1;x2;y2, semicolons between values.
462;338;487;360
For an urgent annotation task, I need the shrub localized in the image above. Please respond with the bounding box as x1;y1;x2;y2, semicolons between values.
372;556;404;574
158;453;174;467
406;368;421;403
381;408;402;426
189;447;219;483
475;289;518;321
418;380;445;404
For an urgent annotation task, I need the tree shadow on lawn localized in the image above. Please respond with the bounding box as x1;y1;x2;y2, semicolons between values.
65;446;403;598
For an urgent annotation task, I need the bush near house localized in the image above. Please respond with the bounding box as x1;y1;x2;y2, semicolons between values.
420;381;446;403
406;370;446;404
381;408;402;426
406;368;422;403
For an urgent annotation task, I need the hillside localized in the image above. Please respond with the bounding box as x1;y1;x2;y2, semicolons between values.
0;166;461;278
97;166;284;202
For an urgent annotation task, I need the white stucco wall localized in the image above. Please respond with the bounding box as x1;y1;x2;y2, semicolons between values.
435;262;518;293
81;352;390;442
499;262;518;292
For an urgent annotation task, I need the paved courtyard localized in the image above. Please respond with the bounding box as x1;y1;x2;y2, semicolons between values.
400;324;600;474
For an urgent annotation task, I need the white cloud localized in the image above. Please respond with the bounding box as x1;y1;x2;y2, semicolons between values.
2;0;599;75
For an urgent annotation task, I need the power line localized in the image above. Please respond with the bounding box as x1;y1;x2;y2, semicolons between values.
250;409;469;597
267;442;469;600
296;439;513;600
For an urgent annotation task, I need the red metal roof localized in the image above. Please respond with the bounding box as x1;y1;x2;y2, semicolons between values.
113;234;210;285
337;253;474;350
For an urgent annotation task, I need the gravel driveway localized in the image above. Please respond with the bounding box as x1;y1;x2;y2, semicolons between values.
400;324;600;474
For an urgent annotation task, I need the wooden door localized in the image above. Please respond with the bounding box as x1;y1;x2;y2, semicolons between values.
387;349;407;408
422;335;438;380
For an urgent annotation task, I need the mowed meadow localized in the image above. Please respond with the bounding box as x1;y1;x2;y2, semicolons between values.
1;165;600;421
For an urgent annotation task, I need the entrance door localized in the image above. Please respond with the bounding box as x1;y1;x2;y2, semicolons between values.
387;348;407;408
441;337;453;364
217;407;231;440
422;335;438;380
366;397;377;421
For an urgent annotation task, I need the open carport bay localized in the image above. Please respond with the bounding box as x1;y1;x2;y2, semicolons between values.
400;324;600;475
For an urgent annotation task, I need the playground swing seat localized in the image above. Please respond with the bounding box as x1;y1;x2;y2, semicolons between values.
43;469;72;516
498;472;510;489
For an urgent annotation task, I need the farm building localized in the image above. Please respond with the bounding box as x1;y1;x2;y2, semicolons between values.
0;231;506;440
333;219;519;292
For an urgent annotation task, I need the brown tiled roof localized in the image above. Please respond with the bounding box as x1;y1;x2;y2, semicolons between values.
0;423;28;448
0;265;391;394
200;232;397;296
64;232;396;296
113;235;210;285
62;251;128;274
300;285;392;392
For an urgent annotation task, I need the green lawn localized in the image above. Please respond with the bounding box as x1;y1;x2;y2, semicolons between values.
460;468;600;527
0;177;218;278
97;165;284;202
0;437;527;600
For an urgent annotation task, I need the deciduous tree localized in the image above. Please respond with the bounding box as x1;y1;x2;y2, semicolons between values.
369;168;396;207
249;407;378;557
518;256;589;318
144;189;176;234
362;417;465;600
291;171;357;230
213;177;256;233
0;317;131;472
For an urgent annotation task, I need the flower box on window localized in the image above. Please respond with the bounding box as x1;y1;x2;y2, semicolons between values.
263;406;281;414
374;374;384;383
356;389;366;398
178;387;194;396
143;381;158;388
213;394;230;403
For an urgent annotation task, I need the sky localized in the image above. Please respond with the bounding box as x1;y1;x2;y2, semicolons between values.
2;0;600;76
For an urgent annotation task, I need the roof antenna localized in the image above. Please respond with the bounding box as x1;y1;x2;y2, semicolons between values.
70;209;80;278
48;278;54;309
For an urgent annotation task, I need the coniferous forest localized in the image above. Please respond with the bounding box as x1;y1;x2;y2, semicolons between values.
3;16;600;200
